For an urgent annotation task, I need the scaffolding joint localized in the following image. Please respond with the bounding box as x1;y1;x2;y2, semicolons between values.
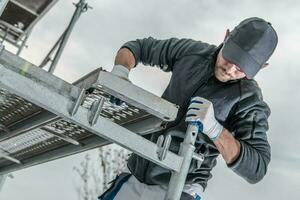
88;97;105;126
156;134;172;161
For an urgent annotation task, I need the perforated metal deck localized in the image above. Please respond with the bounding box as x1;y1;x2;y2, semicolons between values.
0;86;153;172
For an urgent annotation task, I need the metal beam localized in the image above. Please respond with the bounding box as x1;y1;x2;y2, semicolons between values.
9;0;38;16
0;0;8;16
0;174;7;192
0;148;21;164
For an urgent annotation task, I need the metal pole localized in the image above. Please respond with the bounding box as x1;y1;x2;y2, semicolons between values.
39;30;65;68
165;125;199;200
0;0;8;16
16;33;29;56
48;0;90;74
0;27;8;44
0;174;7;192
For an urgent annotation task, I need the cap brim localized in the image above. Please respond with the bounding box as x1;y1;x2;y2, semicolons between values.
222;39;261;79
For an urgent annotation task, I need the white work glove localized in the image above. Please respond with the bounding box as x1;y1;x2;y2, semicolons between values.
185;97;223;141
111;64;130;81
110;65;130;106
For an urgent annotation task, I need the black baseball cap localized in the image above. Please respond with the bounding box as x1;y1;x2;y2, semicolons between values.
222;17;278;79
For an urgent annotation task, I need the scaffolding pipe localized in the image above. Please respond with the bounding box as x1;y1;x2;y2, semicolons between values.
0;174;7;192
39;30;65;68
48;0;90;73
16;33;29;56
0;0;8;16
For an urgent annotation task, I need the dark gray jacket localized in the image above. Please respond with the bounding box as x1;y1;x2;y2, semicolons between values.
122;37;271;190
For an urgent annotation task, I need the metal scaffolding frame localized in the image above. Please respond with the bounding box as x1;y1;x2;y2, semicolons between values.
39;0;91;73
0;45;204;199
0;0;58;55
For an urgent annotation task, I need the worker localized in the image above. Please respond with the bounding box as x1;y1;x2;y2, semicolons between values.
98;17;278;200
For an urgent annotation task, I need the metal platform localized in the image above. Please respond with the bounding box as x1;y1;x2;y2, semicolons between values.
0;46;179;175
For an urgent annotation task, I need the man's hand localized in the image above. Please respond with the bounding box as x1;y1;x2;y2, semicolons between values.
186;97;241;164
185;97;223;141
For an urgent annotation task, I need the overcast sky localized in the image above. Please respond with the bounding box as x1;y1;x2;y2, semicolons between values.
0;0;299;199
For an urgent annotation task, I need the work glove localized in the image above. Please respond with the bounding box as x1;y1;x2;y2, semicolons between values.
111;64;130;81
185;97;223;141
110;64;130;105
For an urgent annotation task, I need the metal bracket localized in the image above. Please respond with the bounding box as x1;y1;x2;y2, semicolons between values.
0;148;21;164
0;44;5;55
88;97;105;126
69;88;86;116
74;0;93;12
192;152;204;168
0;123;10;134
156;134;172;161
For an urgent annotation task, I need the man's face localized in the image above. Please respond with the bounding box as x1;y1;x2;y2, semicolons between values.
214;49;247;82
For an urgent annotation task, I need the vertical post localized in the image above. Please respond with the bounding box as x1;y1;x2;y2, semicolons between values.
0;28;8;44
0;0;8;16
48;0;90;74
0;0;9;47
0;175;7;192
16;31;31;56
164;124;199;200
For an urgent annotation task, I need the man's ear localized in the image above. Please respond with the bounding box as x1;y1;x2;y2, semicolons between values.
262;63;269;69
224;29;230;42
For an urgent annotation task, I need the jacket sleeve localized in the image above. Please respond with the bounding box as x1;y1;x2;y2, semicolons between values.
226;81;271;184
121;37;208;71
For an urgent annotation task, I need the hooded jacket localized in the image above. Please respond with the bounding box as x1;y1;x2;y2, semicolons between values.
121;37;271;190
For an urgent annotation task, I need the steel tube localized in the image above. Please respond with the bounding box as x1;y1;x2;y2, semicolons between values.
165;125;199;200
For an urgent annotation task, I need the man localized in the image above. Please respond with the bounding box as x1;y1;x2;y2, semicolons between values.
99;17;278;200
